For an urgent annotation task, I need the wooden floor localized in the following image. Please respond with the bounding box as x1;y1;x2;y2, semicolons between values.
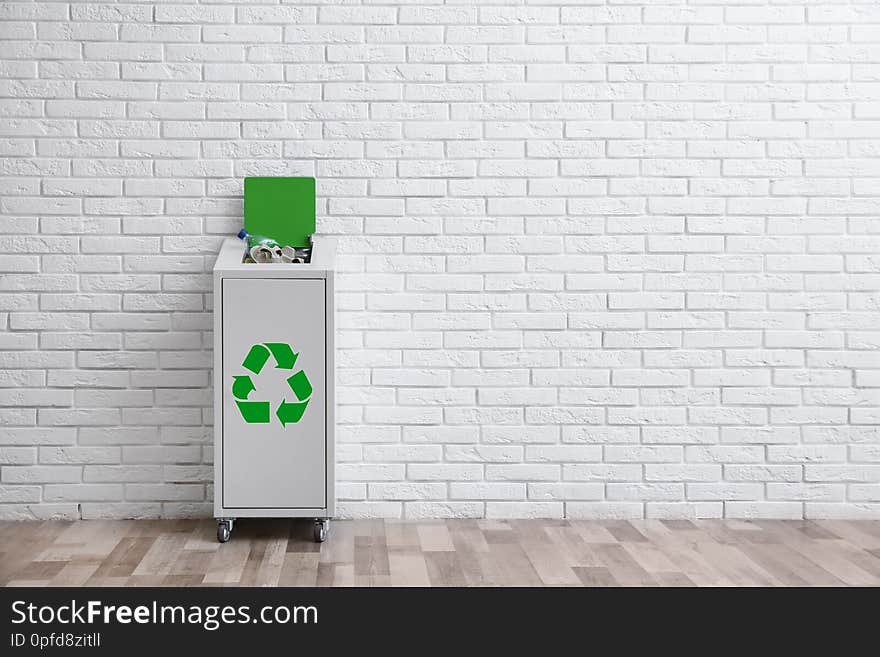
2;518;880;586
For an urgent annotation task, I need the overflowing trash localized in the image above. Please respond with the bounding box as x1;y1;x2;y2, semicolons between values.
237;229;313;264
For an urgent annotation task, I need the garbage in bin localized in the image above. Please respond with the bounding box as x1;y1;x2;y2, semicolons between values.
213;177;334;544
237;229;314;264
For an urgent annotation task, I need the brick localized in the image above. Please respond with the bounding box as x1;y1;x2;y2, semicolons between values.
405;502;482;519
486;502;563;519
566;503;644;520
450;483;524;500
726;502;803;520
528;483;603;501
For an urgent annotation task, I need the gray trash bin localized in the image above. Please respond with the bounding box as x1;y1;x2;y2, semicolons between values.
212;237;335;543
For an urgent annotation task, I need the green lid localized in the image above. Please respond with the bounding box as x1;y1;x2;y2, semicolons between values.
244;177;316;248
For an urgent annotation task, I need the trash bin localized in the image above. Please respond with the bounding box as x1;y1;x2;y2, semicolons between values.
212;179;334;544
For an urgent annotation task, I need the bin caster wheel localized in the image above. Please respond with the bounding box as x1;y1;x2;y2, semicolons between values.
313;519;329;543
217;520;233;543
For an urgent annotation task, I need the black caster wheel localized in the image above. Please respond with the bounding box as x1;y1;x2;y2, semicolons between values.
217;520;232;543
313;519;329;543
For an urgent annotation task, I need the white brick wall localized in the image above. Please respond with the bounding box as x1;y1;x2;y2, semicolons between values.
1;0;879;521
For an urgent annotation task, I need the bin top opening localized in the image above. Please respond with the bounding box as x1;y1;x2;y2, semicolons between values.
214;238;334;274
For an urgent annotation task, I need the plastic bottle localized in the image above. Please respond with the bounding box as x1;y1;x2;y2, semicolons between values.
237;229;282;263
237;229;280;249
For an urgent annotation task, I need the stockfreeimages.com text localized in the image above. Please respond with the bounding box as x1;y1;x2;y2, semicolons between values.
11;600;317;631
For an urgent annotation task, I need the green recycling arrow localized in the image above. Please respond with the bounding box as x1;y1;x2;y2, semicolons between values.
242;344;270;374
276;399;308;426
232;342;312;427
232;375;255;400
265;343;298;369
287;370;312;401
236;400;270;423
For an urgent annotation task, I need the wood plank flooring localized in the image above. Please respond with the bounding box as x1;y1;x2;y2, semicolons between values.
2;518;879;586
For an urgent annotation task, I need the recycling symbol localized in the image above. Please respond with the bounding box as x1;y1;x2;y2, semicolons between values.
232;342;312;427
